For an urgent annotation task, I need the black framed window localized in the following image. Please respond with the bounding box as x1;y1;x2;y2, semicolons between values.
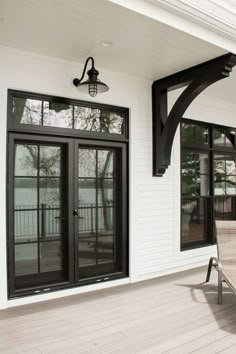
7;90;129;298
181;120;236;250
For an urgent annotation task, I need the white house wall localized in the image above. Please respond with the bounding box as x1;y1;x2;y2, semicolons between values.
0;46;236;309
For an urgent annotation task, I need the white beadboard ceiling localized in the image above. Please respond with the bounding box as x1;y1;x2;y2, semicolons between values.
0;0;227;82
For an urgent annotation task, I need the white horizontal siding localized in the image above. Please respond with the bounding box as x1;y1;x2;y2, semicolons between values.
131;94;177;280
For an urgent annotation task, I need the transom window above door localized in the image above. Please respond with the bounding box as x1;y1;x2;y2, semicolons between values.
8;90;129;139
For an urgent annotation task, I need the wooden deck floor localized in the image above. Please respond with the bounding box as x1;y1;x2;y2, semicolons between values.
1;267;236;353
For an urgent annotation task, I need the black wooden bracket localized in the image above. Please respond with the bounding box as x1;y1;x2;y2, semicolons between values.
152;53;236;176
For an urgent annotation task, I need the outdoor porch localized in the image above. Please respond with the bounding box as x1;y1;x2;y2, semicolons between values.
1;266;236;354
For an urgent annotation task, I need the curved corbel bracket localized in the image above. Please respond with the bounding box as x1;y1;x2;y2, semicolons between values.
152;53;236;176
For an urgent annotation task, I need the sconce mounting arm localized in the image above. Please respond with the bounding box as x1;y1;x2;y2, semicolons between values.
73;57;95;87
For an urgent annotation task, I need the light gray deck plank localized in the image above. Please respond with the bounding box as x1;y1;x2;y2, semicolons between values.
1;266;236;354
124;307;236;354
219;343;236;353
190;330;236;354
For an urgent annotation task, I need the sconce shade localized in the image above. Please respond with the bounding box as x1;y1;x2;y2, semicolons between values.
73;57;109;97
73;79;109;97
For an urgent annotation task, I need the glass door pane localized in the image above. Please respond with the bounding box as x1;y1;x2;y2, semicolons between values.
181;197;211;247
9;136;127;296
214;154;236;220
13;141;68;290
77;145;123;280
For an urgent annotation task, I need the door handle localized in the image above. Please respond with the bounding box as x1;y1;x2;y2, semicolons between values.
73;209;84;219
55;216;65;220
73;209;79;216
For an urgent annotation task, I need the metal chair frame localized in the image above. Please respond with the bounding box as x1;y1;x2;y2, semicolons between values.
206;220;236;304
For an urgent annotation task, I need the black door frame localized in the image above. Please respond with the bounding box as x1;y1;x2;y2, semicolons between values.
8;134;128;297
8;133;75;297
74;139;128;284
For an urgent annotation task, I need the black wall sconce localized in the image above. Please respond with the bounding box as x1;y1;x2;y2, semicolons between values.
73;57;109;97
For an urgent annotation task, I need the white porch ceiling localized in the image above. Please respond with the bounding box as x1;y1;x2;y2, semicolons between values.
147;0;236;41
0;0;226;81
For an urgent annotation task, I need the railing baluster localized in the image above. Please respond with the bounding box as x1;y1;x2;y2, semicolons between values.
15;203;108;241
41;203;46;240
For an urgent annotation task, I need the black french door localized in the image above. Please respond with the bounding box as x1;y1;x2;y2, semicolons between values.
75;141;126;281
8;134;128;297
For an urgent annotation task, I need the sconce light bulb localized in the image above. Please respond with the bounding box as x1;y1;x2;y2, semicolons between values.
89;83;97;97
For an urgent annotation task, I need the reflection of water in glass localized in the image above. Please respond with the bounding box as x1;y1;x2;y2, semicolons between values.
15;185;114;237
15;187;60;238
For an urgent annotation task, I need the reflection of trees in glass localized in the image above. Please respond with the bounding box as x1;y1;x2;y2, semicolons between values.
98;150;113;178
13;98;41;125
182;151;208;196
214;158;225;181
39;146;61;177
74;106;123;134
100;112;123;134
75;108;101;131
43;102;72;128
79;149;114;232
79;149;96;177
99;151;113;231
181;123;208;145
20;145;61;176
214;155;236;195
13;98;124;134
13;98;73;127
214;158;226;195
182;151;198;196
17;144;61;206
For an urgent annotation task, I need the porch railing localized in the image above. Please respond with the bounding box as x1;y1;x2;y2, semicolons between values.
14;203;113;241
